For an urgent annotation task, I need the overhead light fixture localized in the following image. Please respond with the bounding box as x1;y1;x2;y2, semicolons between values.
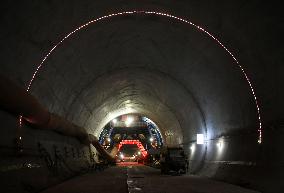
125;116;134;126
190;143;195;153
217;139;224;151
197;134;204;144
112;118;118;124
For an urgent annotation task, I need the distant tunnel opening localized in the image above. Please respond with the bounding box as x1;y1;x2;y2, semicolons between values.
98;114;164;163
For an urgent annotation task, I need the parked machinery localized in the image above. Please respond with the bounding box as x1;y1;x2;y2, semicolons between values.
160;147;188;174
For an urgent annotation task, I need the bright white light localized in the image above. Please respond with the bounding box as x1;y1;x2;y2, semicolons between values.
96;108;138;136
120;154;124;159
190;144;195;153
106;138;111;142
112;118;117;124
197;134;204;144
217;139;224;151
137;151;141;155
149;137;154;142
125;116;134;126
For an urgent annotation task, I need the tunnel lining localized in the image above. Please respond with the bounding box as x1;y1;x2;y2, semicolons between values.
56;67;204;145
21;10;262;144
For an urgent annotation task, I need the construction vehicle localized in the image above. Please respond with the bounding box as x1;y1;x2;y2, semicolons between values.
160;147;188;174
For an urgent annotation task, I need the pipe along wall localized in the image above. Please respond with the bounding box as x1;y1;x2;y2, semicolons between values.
0;75;114;192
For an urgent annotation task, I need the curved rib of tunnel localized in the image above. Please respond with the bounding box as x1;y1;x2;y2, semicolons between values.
1;6;281;193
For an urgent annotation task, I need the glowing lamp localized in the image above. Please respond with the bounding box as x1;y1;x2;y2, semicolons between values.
190;144;195;153
197;134;204;144
217;139;224;151
125;116;134;126
112;118;117;124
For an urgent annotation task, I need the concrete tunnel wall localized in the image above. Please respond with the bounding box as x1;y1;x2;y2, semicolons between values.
0;1;283;193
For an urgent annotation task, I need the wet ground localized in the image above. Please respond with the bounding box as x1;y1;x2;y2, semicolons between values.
41;162;260;193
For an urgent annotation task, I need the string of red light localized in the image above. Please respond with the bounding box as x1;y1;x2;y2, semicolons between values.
21;10;262;144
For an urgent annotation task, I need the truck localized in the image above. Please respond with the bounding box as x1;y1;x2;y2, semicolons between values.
160;147;188;174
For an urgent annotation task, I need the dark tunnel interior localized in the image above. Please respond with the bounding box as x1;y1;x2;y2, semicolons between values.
0;1;283;193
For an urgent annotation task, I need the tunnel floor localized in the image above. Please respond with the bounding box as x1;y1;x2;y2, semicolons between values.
40;163;260;193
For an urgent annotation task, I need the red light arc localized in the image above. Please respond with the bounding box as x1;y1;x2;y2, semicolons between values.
22;10;262;144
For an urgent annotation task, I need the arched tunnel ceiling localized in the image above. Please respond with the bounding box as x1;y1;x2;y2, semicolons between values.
1;0;283;133
29;13;258;145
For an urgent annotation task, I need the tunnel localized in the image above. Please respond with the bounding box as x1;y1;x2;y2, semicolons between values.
0;1;283;193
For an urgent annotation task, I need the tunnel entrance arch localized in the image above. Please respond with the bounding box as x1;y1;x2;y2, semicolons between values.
22;10;262;144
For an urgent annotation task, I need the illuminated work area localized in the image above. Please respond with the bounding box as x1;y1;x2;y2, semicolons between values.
0;1;283;193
